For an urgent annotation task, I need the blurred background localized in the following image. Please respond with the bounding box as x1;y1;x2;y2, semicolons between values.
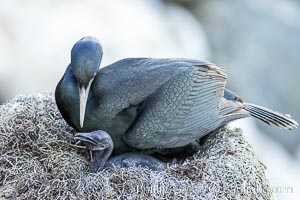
0;0;299;198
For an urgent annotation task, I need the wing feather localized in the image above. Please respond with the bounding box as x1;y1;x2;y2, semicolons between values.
94;58;212;115
178;65;227;136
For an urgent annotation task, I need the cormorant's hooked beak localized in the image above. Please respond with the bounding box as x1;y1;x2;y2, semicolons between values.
79;77;94;128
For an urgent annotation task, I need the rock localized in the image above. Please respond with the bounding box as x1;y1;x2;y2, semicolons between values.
0;93;273;199
188;0;300;154
0;0;209;103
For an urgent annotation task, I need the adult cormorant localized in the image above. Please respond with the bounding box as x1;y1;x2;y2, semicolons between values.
55;36;298;157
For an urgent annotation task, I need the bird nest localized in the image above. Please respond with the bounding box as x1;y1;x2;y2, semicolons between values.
0;93;274;199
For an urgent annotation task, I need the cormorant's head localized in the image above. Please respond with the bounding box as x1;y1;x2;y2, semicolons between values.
71;36;103;128
71;36;102;87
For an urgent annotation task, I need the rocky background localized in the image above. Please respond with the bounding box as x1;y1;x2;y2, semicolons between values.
0;0;299;199
181;0;300;155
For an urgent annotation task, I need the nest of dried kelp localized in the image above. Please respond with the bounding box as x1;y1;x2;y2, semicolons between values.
0;93;274;199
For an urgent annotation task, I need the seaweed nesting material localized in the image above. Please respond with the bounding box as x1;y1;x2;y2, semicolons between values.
0;93;274;199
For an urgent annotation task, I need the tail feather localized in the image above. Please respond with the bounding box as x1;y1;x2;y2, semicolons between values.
245;106;291;127
244;103;298;130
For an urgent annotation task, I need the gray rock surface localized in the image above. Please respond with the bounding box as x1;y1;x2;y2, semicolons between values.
187;0;300;154
0;93;273;199
0;0;209;103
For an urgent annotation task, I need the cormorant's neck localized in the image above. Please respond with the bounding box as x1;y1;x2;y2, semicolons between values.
63;64;77;81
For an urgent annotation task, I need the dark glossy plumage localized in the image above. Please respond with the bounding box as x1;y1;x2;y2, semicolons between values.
55;37;298;156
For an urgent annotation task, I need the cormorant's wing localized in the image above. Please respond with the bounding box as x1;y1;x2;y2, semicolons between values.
92;58;213;115
122;60;228;149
